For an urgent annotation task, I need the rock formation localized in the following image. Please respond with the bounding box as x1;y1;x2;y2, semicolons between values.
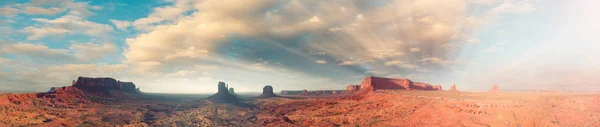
71;77;141;94
47;87;60;93
258;85;278;98
346;85;361;93
433;85;443;91
491;85;500;92
280;90;303;95
449;84;459;92
302;89;309;96
357;77;440;93
207;82;238;103
229;87;240;97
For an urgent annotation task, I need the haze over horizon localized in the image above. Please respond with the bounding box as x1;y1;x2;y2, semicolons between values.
1;0;599;93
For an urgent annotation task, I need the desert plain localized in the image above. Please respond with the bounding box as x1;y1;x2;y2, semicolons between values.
1;76;599;127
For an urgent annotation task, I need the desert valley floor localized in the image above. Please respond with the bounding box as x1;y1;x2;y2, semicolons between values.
2;90;600;127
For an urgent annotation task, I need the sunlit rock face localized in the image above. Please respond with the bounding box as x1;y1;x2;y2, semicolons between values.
207;82;238;103
258;85;278;98
358;77;439;91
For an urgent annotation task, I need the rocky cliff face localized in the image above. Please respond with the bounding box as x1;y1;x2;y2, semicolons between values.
412;82;438;91
120;82;138;93
357;77;440;92
71;77;141;94
207;82;238;103
258;85;278;98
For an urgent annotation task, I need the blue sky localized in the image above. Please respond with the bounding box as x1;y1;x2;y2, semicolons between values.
1;0;598;93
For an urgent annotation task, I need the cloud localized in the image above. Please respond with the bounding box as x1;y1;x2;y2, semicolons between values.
165;70;196;77
2;0;100;17
419;57;452;66
70;42;118;61
489;1;535;14
385;60;418;69
338;61;357;65
22;6;67;15
24;15;113;40
315;60;327;64
131;0;195;31
0;42;75;62
467;38;480;44
109;19;132;30
0;6;19;17
410;48;421;52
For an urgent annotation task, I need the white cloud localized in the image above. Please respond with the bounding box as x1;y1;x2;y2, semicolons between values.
419;57;452;66
489;1;535;14
315;60;327;64
467;38;480;44
70;42;118;61
338;61;356;65
365;70;388;75
0;43;73;61
410;48;421;52
109;19;132;30
0;6;20;17
24;15;113;40
22;6;66;15
165;70;196;77
385;60;418;69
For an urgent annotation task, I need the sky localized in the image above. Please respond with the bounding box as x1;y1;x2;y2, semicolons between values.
1;0;599;93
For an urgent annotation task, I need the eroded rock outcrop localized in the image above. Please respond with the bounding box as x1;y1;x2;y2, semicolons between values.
491;85;500;92
229;87;240;97
449;84;459;92
207;82;238;103
433;85;443;91
258;85;278;98
346;85;361;93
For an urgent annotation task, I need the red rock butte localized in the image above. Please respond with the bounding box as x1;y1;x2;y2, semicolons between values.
491;85;500;92
207;82;239;103
449;84;459;92
72;77;141;94
258;85;278;98
345;85;361;93
358;77;442;92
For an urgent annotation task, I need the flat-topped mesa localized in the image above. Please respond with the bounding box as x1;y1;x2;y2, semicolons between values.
357;77;440;93
280;90;303;95
258;85;278;98
207;82;238;103
412;82;438;91
491;85;500;92
71;77;141;94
